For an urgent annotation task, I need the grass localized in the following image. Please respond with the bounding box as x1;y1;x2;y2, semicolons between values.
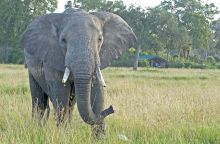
0;64;220;143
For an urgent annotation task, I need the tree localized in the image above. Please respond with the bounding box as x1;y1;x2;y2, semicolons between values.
159;0;218;50
142;7;191;60
0;0;57;63
210;18;220;52
116;5;148;70
65;1;74;9
67;0;127;13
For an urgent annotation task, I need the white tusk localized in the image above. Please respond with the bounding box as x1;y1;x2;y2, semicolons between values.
96;67;107;87
62;67;70;84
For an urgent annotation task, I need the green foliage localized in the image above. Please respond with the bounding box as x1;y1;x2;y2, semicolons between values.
215;62;220;69
205;56;216;64
8;48;24;64
166;56;219;69
145;7;191;55
68;0;126;12
138;59;150;67
210;18;220;52
0;0;57;64
159;0;216;50
111;50;134;67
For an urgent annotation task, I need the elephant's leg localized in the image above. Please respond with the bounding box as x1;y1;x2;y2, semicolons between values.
69;83;76;123
44;66;71;125
29;72;50;122
47;81;70;125
91;77;105;137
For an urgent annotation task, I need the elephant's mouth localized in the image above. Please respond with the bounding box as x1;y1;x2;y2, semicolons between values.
61;66;114;125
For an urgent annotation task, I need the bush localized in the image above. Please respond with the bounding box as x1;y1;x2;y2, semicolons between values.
138;60;150;67
8;48;24;64
215;62;220;69
0;46;24;64
190;63;206;69
167;58;184;68
111;51;134;67
168;61;184;68
184;62;193;68
167;58;210;69
112;51;219;69
205;56;216;65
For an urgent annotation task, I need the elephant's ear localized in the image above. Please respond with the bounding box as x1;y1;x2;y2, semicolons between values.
21;13;65;72
91;12;137;69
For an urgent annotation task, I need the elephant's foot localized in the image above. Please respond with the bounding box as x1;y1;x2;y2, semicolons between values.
32;106;50;126
55;109;67;126
91;123;106;138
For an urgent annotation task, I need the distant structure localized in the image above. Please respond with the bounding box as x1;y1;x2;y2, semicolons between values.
138;55;167;68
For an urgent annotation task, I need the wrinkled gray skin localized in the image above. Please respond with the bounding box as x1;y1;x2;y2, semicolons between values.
21;8;136;137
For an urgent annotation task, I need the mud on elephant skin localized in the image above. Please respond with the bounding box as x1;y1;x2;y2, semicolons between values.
21;8;136;137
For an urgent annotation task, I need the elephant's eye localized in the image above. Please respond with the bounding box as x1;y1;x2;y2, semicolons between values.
62;38;66;44
98;36;103;42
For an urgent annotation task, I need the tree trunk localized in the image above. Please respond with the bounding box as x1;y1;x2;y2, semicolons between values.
133;45;141;71
166;49;169;61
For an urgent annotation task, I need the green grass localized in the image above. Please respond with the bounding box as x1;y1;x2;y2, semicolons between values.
0;64;220;143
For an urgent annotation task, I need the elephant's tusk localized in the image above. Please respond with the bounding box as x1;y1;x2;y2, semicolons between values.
96;67;107;87
62;67;70;84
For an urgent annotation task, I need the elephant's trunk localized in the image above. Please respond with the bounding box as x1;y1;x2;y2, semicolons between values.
74;76;114;125
64;38;114;125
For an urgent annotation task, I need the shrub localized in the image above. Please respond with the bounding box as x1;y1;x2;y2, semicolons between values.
190;63;206;69
111;51;134;67
215;62;220;69
184;62;193;68
205;56;216;65
138;60;150;67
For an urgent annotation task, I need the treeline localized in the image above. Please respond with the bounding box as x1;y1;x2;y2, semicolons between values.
0;0;57;63
1;0;220;68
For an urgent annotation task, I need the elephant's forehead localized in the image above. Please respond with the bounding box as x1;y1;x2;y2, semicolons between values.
65;12;91;21
63;14;94;27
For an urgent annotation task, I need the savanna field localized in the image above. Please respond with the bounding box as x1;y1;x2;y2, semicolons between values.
0;64;220;144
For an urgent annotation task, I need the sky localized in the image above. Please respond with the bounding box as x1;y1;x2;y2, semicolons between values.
55;0;162;12
55;0;220;13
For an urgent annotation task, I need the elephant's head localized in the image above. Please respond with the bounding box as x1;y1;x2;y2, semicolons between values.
22;8;136;125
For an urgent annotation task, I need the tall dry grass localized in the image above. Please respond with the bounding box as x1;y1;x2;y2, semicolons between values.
0;64;220;143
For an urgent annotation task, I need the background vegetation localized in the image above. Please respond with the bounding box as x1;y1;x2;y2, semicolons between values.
1;0;220;68
0;0;57;64
0;65;220;143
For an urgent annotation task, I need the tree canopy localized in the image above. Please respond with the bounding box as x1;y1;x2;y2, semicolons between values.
0;0;57;63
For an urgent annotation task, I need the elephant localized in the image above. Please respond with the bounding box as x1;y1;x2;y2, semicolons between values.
21;8;136;137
